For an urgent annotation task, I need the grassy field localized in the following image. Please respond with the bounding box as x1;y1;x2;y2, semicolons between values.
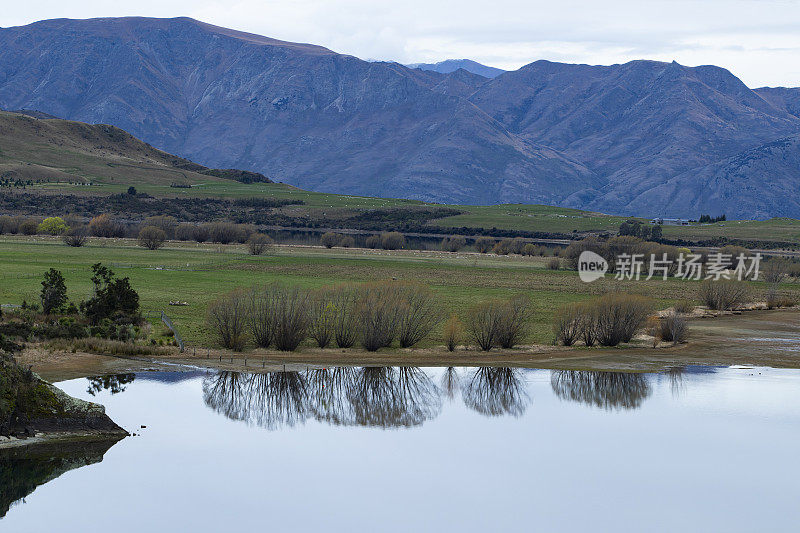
25;180;800;245
4;235;794;351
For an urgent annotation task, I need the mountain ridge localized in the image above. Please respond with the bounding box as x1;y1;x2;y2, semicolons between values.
1;17;799;218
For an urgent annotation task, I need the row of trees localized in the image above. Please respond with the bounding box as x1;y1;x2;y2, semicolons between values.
207;282;532;352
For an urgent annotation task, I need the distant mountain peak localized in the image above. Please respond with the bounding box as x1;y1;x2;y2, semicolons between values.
406;59;505;78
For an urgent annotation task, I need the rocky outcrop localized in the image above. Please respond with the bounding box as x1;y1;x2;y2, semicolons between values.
1;355;127;444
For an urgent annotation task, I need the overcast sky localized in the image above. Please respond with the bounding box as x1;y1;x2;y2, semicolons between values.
2;0;800;87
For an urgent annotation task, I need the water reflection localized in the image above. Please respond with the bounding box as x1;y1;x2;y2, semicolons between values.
440;367;460;400
86;374;136;396
0;439;121;517
550;371;652;410
202;367;443;430
201;367;667;429
462;368;530;417
348;367;441;428
202;371;310;430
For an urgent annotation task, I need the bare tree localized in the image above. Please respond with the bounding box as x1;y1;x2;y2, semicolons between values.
331;285;359;348
272;286;311;351
308;290;336;348
137;226;166;250
207;290;249;351
396;283;442;348
62;226;88;247
554;303;582;346
247;233;274;255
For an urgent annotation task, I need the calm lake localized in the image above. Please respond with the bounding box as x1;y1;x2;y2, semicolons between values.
2;366;799;532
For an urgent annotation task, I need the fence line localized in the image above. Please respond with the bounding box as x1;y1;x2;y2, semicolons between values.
161;311;185;353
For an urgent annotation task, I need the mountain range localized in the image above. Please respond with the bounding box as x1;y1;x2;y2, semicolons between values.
1;16;799;219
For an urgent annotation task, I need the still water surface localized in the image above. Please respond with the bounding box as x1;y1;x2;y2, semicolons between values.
2;366;799;532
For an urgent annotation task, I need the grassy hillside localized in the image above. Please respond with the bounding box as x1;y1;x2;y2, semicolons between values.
0;111;269;187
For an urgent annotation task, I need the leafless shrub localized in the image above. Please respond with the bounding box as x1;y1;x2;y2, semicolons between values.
331;285;359;348
646;316;662;348
247;233;274;255
0;215;19;234
308;290;336;348
380;232;406;250
207;290;249;351
659;312;689;344
762;258;790;285
554;303;582;346
248;287;276;348
396;283;442;348
89;214;125;237
339;235;355;248
547;257;560;270
193;224;210;243
592;293;652;346
443;315;462;352
272;286;311;351
441;236;467;252
673;300;695;314
208;222;246;244
19;218;40;235
474;236;494;253
137;225;166;250
509;237;527;255
699;279;749;310
766;288;797;310
492;239;513;255
365;235;381;249
62;226;88;247
578;303;599;347
142;215;177;239
495;295;530;349
175;223;196;241
357;283;402;351
320;232;340;248
466;299;504;351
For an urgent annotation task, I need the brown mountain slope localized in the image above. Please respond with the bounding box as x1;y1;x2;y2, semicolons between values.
0;110;270;185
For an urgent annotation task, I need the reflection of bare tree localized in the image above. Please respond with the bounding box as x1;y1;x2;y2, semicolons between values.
665;367;685;398
203;367;443;430
202;371;309;429
550;371;651;410
248;372;309;429
440;367;460;400
462;367;530;417
347;367;442;428
306;367;359;425
202;372;251;422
